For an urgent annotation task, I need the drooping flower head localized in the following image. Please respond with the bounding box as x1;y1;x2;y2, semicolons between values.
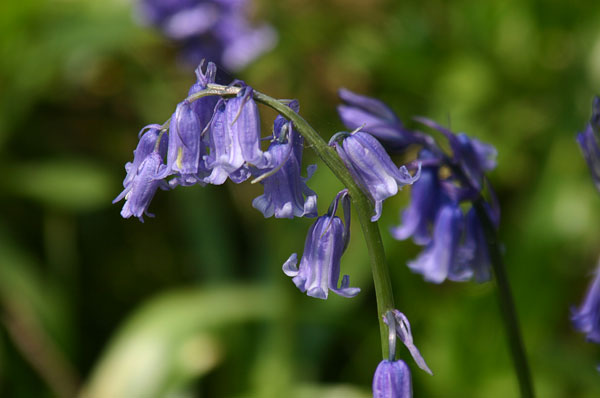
572;260;600;343
252;101;318;218
137;0;276;71
114;151;169;222
163;62;219;186
576;96;600;192
282;190;360;299
331;130;420;221
205;85;266;184
114;126;169;222
388;117;498;284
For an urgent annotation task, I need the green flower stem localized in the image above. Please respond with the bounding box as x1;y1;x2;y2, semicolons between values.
473;199;534;398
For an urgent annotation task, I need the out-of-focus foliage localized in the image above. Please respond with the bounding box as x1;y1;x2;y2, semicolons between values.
1;0;600;397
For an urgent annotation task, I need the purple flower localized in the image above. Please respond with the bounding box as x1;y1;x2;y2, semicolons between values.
282;190;360;299
576;96;600;192
121;124;166;188
332;131;420;221
407;203;474;283
372;360;412;398
205;86;265;184
113;152;168;222
338;88;423;151
390;150;443;245
415;117;496;192
137;0;276;71
164;100;205;185
252;105;318;218
572;261;600;343
167;62;219;187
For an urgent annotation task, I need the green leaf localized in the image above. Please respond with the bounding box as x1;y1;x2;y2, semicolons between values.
80;285;283;398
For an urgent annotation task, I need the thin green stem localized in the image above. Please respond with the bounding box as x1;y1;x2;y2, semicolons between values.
473;199;534;398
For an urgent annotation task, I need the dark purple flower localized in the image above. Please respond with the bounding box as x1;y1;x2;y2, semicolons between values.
282;190;359;299
415;117;496;192
407;203;475;283
205;86;265;184
252;107;318;218
576;96;600;192
572;262;600;343
338;88;423;151
333;131;420;221
372;360;412;398
390;150;443;245
113;152;168;222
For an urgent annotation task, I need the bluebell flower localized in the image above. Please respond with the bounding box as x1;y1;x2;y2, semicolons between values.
114;151;169;222
252;102;318;218
572;261;600;343
576;96;600;192
390;150;443;245
164;100;206;185
137;0;276;71
282;190;360;299
121;124;166;189
338;88;424;151
205;86;266;184
167;62;219;187
415;117;497;192
372;360;412;398
407;203;474;283
332;131;420;221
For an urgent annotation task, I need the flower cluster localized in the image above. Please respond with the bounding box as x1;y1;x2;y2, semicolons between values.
114;62;317;222
338;89;499;284
137;0;276;71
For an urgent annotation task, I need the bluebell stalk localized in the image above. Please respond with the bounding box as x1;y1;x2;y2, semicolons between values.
572;260;600;344
576;96;600;191
282;190;360;299
331;130;421;221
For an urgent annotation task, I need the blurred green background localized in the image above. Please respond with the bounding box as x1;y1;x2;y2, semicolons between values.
1;0;600;396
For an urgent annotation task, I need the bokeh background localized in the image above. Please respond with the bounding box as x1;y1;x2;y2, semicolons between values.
1;0;600;397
